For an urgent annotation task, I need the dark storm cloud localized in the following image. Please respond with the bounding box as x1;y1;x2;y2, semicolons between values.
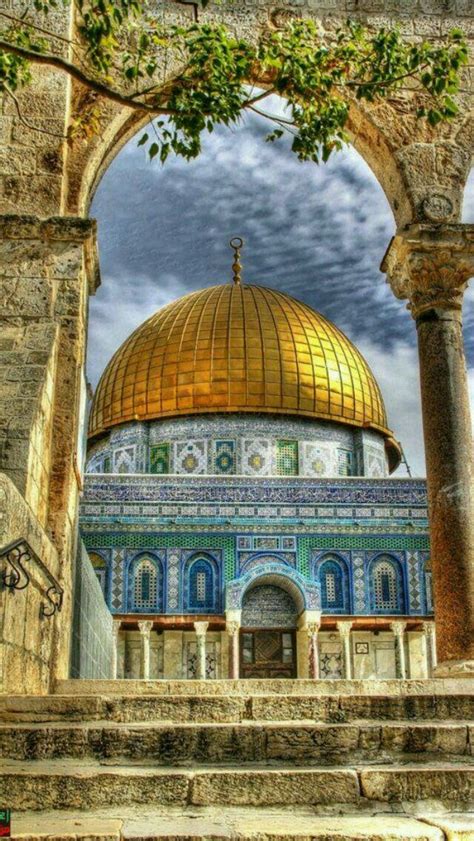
89;109;474;477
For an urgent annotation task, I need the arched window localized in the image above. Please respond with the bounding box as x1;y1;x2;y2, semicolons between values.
132;557;163;612
370;556;404;614
186;558;216;612
319;557;349;613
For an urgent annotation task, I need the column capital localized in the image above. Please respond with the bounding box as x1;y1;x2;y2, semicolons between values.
226;620;240;637
138;620;153;637
423;621;436;638
390;620;407;636
306;622;320;637
112;621;121;640
381;224;474;320
194;621;209;637
336;620;353;638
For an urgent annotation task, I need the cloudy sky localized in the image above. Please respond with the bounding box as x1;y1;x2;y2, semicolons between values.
88;104;474;477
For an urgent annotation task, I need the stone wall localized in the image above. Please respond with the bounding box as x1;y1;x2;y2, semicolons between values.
70;542;114;679
0;474;60;694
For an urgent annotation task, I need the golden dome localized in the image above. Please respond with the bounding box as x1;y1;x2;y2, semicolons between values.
89;283;400;470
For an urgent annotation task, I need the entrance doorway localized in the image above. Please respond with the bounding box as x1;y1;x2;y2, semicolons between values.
241;629;296;678
240;582;299;679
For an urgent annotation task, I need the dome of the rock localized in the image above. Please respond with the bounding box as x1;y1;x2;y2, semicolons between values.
88;282;399;469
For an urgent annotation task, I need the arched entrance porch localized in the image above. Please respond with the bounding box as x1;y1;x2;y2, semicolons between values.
225;564;321;680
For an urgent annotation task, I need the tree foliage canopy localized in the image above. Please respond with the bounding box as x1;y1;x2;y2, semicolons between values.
0;0;468;164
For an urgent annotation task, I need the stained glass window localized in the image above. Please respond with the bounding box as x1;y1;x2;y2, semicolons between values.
133;558;158;609
276;440;298;476
188;559;214;611
372;559;400;612
319;558;347;612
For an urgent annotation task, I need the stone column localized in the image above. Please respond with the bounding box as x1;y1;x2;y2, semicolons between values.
337;621;353;680
111;621;121;679
194;621;209;680
138;620;153;680
391;621;407;680
382;224;474;677
424;621;437;676
226;621;240;679
307;622;320;680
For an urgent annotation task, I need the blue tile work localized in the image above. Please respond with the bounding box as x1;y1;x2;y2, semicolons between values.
80;466;431;619
87;414;389;478
214;440;236;474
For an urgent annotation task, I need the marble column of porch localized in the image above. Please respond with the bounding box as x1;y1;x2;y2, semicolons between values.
194;621;209;680
382;224;474;677
138;620;153;680
111;620;121;679
391;621;407;680
337;620;353;679
226;621;240;679
424;620;437;676
307;622;320;680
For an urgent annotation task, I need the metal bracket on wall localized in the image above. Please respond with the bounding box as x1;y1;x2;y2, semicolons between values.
0;539;63;618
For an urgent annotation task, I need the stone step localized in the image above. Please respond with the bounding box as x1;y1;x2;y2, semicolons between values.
56;678;474;697
3;760;474;811
10;806;474;841
1;721;473;765
2;693;474;723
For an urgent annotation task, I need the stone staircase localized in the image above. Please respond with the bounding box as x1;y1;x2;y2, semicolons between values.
1;679;474;840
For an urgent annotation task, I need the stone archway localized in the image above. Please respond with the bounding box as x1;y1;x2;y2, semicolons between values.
1;0;474;694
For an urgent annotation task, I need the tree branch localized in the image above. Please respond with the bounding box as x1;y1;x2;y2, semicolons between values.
0;39;172;114
248;103;295;127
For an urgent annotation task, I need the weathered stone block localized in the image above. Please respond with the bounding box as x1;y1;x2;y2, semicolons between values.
190;768;360;806
360;767;474;803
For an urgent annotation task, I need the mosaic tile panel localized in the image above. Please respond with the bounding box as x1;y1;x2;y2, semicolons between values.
407;550;421;612
302;442;334;477
176;441;207;474
113;447;136;474
214;440;236;474
111;548;124;611
352;552;366;613
243;439;271;475
167;550;180;611
276;440;299;476
150;443;170;475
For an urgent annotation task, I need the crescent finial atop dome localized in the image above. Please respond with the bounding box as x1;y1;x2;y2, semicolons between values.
230;237;243;285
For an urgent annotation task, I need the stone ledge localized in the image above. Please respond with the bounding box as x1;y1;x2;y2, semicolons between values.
54;678;474;697
11;807;462;841
3;761;474;811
